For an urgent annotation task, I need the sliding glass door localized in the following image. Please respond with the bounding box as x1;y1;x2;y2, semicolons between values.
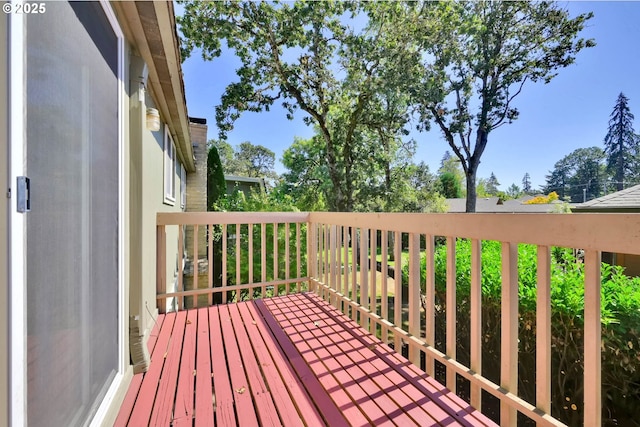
22;2;122;425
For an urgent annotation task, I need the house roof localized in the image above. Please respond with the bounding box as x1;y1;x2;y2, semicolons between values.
113;1;195;172
225;175;266;184
572;184;640;212
446;197;567;213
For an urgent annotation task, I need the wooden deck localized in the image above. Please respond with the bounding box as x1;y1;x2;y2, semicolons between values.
115;293;496;426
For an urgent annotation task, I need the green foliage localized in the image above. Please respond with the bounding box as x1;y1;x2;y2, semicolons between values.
402;239;640;425
544;147;608;202
209;139;277;183
179;0;416;212
438;171;463;199
524;191;559;204
213;187;307;300
207;146;227;211
368;1;595;211
505;183;522;199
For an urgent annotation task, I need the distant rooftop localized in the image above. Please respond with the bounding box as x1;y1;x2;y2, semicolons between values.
573;184;640;212
446;196;568;213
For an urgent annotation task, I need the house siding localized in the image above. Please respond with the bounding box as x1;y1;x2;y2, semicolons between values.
130;87;186;339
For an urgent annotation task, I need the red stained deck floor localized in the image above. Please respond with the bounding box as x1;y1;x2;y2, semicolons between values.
115;293;496;427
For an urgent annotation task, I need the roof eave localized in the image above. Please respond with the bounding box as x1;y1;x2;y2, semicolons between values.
112;1;195;173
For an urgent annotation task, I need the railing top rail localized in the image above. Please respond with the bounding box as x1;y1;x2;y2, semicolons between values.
157;211;310;225
308;212;640;255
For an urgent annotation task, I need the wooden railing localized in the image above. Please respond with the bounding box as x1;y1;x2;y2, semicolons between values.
157;211;640;427
156;212;309;310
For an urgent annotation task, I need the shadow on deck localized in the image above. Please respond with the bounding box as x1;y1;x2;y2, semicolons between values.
114;293;495;426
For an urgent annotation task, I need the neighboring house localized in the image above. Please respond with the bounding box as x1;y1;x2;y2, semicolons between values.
3;2;195;425
573;184;640;276
445;196;569;213
225;174;267;195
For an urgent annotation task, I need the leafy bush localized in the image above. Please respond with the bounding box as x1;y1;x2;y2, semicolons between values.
524;191;559;204
213;188;308;300
402;239;640;426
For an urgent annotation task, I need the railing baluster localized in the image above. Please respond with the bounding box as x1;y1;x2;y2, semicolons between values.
324;225;330;291
273;223;278;293
206;224;213;305
584;249;602;427
394;231;402;351
343;225;349;306
307;221;316;292
501;242;519;427
446;236;457;393
424;234;435;377
351;227;358;321
261;223;267;297
248;223;254;287
408;233;420;366
236;223;241;299
370;229;377;334
207;224;213;306
285;222;290;294
317;224;322;291
360;228;369;330
470;239;482;410
336;225;343;308
381;230;389;343
330;225;338;307
296;222;301;292
222;224;227;303
193;224;199;308
536;245;551;425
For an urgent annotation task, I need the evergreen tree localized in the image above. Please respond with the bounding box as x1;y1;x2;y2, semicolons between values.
206;146;228;301
207;146;227;211
439;172;463;199
506;184;522;199
522;173;532;194
604;93;638;190
544;147;607;202
486;172;500;196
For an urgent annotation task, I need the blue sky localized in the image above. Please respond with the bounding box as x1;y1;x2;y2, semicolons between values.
179;2;640;192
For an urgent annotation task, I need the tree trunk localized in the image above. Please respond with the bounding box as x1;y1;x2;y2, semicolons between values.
465;162;479;213
318;123;345;211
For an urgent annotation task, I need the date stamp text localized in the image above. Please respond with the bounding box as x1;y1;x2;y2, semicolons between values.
3;2;46;14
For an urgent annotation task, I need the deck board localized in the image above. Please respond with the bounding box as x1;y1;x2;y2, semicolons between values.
115;292;497;427
172;309;197;427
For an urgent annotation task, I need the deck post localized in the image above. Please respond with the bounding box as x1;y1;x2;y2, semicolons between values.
424;234;435;377
156;224;167;313
500;242;518;427
446;237;457;394
359;228;369;330
308;219;316;292
408;233;420;366
536;245;551;424
470;239;482;410
584;249;602;426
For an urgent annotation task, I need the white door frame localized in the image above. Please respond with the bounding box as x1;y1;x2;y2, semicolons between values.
8;7;27;426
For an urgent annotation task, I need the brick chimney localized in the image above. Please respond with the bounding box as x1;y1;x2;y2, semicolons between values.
186;117;208;261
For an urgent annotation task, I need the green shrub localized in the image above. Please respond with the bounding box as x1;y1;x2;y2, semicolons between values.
402;239;640;426
214;188;308;300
